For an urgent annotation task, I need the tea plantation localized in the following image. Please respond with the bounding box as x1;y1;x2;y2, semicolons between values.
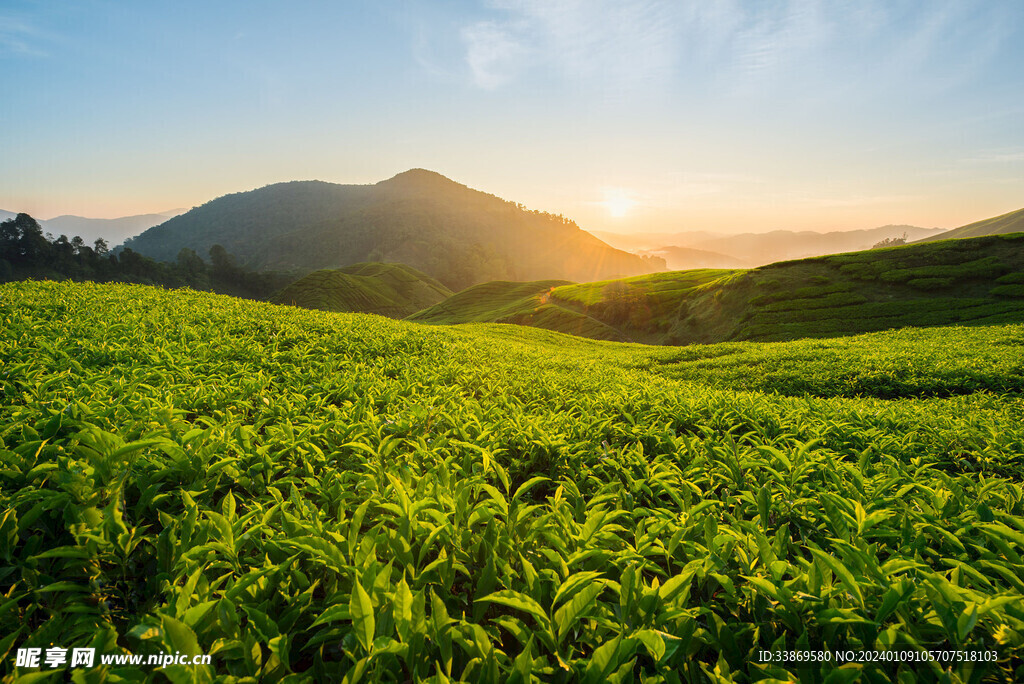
2;281;1023;682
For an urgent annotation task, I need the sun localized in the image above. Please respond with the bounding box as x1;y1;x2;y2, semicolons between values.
601;189;636;218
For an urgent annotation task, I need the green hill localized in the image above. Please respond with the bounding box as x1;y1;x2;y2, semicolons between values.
413;232;1024;345
122;169;663;291
672;231;1024;343
407;279;628;342
3;279;1023;681
915;207;1024;242
273;262;451;318
410;270;731;343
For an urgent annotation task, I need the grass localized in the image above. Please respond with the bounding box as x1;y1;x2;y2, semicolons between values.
273;262;451;318
2;280;1024;682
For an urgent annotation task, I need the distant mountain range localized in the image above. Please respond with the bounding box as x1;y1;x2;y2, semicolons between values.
122;170;664;291
594;225;948;266
646;246;746;270
0;208;185;245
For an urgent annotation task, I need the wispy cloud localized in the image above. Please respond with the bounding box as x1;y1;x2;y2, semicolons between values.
461;20;527;89
0;15;48;57
962;149;1024;164
413;0;1014;105
796;193;924;209
458;0;684;91
731;0;833;78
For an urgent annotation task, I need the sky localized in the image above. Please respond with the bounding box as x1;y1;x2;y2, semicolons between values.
1;0;1023;235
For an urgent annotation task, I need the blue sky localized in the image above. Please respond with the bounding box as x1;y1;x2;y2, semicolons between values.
2;0;1022;234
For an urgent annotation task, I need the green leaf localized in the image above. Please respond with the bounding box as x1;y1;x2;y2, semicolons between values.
476;590;550;628
554;581;604;642
957;604;979;641
394;578;413;642
311;604;352;628
634;629;666;662
243;605;281;642
808;547;864;609
160;614;202;656
350;582;375;652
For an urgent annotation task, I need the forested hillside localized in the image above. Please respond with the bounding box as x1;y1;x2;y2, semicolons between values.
124;170;664;291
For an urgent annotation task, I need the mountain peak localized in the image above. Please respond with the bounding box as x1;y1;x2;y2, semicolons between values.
378;168;462;191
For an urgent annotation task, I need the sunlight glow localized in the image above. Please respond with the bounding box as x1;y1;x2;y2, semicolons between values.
601;189;636;218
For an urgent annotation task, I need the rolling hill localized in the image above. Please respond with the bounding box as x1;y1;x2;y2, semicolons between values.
915;206;1024;242
411;270;732;344
122;170;664;291
411;232;1024;345
272;262;451;318
407;279;628;341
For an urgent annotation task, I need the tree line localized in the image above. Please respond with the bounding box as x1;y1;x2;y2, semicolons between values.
0;213;293;300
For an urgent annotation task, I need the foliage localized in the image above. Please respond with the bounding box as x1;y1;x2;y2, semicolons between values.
0;213;293;300
2;280;1024;682
872;232;907;249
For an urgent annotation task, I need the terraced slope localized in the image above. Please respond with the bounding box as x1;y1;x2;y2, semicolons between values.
2;280;1023;682
407;279;628;341
915;207;1024;242
672;232;1024;342
411;270;732;343
273;262;451;318
416;232;1024;345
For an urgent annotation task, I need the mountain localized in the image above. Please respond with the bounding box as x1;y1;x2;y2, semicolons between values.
595;225;945;267
1;209;185;245
915;207;1024;243
42;210;185;245
411;231;1024;344
273;262;451;318
123;170;664;291
592;229;723;253
647;246;746;270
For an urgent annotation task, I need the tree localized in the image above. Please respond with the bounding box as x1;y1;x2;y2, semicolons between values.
873;232;908;249
13;213;50;264
177;248;206;277
209;244;234;272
